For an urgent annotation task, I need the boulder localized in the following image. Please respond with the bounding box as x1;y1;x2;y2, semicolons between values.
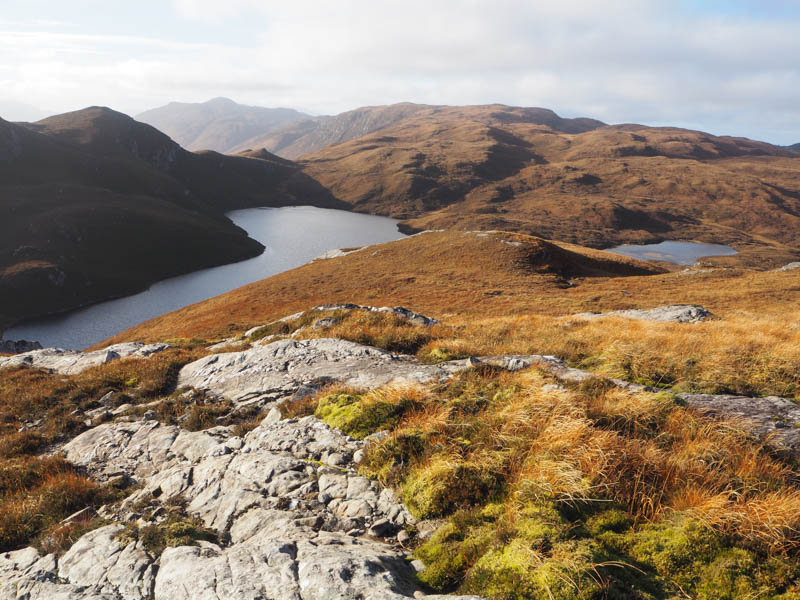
572;304;712;323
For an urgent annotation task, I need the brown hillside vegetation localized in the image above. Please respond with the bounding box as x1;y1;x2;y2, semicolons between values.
297;104;800;267
100;230;662;343
0;107;339;328
103;230;800;398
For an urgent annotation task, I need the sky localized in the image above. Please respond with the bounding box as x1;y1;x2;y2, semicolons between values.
0;0;798;144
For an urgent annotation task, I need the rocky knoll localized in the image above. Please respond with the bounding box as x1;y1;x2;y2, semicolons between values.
0;342;170;375
177;338;461;405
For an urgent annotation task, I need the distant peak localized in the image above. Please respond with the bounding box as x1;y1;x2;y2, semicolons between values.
206;97;237;106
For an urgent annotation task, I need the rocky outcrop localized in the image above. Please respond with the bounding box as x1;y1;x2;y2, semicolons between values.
572;304;712;323
0;339;42;354
7;411;483;599
177;338;460;404
0;342;170;375
777;262;800;271
679;393;800;455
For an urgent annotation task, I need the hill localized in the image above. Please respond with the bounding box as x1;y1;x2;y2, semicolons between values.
294;105;800;267
230;102;433;158
136;97;309;153
98;230;666;343
0;107;339;328
232;102;604;160
791;142;800;152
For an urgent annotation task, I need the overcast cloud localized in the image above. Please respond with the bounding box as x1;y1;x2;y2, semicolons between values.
0;0;798;143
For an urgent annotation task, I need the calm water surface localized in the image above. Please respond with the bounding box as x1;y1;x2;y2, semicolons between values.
607;240;737;265
6;206;405;349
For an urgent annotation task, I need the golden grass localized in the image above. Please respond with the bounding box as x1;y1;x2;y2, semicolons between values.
0;348;203;551
305;367;800;597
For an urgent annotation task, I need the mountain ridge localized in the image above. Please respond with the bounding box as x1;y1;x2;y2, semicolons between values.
136;97;309;154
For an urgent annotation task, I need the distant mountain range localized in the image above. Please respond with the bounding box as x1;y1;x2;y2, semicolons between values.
0;106;338;327
790;143;800;152
136;97;309;154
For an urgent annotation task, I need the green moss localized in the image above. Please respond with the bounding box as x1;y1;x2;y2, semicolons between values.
585;509;633;536
315;392;413;440
402;459;501;519
359;428;430;483
427;347;469;363
610;517;720;590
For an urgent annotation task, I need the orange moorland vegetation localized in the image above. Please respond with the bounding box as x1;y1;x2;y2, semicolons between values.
101;230;800;397
297;105;800;267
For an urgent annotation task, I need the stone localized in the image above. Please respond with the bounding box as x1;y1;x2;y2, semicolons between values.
777;262;800;271
263;406;283;424
0;339;42;354
679;393;800;454
313;317;340;329
572;304;712;323
0;342;171;375
176;338;464;403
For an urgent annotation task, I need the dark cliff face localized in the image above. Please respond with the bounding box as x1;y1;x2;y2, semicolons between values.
0;107;339;328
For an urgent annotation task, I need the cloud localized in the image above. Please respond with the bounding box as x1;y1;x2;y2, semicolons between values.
1;0;799;143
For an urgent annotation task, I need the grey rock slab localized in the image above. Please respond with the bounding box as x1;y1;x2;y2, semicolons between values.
0;342;171;375
58;525;156;600
572;304;712;323
679;393;800;454
61;420;230;482
777;262;800;271
177;338;459;402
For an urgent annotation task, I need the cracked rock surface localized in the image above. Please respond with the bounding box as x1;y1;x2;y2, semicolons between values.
0;342;171;375
177;338;463;403
5;401;482;599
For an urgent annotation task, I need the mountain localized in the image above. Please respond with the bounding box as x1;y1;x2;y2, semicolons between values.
293;104;800;267
231;102;605;159
0;106;339;328
790;143;800;152
136;97;309;153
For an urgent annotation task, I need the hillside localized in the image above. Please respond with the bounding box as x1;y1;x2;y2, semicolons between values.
294;105;800;267
8;229;800;598
229;102;432;158
136;97;308;153
97;230;673;343
0;107;340;328
232;102;604;160
791;142;800;152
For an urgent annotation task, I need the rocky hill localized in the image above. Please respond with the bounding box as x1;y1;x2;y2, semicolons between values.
295;106;800;267
0;107;339;328
136;97;309;154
